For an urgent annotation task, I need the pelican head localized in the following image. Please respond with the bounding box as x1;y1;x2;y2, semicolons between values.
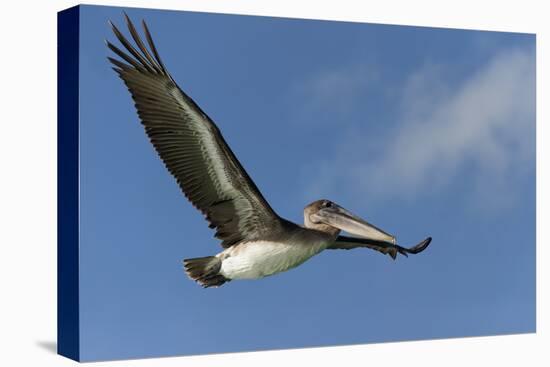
304;199;396;243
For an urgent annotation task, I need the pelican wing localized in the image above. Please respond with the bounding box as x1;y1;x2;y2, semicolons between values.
328;235;432;260
107;15;283;248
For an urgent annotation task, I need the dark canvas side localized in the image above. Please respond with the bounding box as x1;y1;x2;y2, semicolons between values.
57;5;80;362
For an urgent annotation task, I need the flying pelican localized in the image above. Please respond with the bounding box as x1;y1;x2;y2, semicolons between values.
106;15;432;288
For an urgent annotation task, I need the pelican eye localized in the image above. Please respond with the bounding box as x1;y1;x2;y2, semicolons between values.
323;201;332;208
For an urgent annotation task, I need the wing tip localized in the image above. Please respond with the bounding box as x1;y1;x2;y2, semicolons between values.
423;236;432;248
107;12;168;76
410;236;432;254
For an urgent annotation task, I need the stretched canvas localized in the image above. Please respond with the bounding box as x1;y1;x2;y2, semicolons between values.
58;4;536;362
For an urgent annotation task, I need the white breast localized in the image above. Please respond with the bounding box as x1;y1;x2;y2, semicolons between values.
218;240;327;280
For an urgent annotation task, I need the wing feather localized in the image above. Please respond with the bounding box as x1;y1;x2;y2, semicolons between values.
107;16;283;248
328;236;432;260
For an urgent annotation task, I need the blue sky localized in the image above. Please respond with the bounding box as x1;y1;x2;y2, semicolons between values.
77;5;535;361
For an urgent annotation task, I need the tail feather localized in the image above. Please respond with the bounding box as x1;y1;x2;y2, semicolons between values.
183;256;229;288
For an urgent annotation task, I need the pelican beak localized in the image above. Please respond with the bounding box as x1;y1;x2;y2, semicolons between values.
312;204;396;243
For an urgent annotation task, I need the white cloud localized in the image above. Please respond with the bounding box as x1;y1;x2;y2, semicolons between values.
301;47;535;210
290;63;379;124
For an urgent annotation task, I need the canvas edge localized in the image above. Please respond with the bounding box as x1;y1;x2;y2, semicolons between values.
57;4;80;362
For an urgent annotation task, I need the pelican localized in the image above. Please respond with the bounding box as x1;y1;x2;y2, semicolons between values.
106;15;432;288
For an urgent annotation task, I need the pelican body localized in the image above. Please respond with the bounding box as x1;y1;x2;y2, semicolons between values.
107;15;432;288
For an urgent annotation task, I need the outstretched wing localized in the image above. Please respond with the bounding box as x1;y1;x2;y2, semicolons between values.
107;14;283;248
328;236;432;260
